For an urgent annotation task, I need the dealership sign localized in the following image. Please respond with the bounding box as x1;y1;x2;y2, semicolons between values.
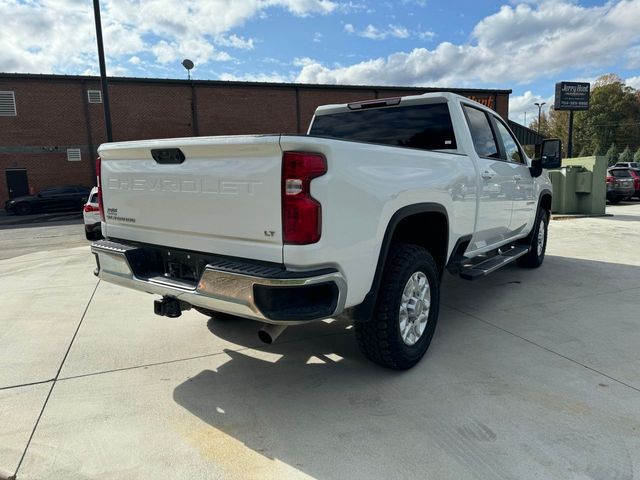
554;82;590;110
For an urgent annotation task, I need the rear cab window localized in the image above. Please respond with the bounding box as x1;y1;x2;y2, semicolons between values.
309;102;457;151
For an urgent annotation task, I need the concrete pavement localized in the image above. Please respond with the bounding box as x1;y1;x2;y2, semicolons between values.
1;203;639;479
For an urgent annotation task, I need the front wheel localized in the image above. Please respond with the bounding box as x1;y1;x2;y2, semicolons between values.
15;203;32;215
517;209;549;268
355;244;440;370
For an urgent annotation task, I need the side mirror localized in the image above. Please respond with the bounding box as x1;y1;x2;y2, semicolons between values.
541;138;562;169
530;138;562;177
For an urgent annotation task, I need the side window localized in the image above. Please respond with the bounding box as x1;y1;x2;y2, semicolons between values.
463;106;499;159
494;120;524;164
39;188;60;197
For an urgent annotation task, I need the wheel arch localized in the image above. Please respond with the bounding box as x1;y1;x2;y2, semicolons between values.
540;189;552;213
348;203;449;322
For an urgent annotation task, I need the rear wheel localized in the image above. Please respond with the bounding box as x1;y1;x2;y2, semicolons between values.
355;243;440;370
517;208;549;268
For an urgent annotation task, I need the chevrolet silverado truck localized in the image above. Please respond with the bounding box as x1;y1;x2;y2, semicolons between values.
90;92;561;369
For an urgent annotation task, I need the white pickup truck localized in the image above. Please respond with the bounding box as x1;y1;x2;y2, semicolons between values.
91;92;561;369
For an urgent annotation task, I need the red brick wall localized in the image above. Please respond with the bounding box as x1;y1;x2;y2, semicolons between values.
0;153;95;204
0;74;510;206
197;85;298;135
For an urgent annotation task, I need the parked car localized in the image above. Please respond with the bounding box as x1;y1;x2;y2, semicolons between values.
614;162;640;169
83;187;102;240
4;185;91;215
627;169;640;199
90;92;562;370
606;168;635;203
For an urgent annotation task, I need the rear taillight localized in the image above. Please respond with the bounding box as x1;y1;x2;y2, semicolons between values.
606;176;615;184
282;151;327;245
96;157;105;221
83;204;99;213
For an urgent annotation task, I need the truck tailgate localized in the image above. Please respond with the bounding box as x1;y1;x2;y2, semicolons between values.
98;135;283;263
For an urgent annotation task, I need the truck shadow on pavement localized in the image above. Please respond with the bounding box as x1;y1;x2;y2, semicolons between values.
172;318;408;479
171;254;640;480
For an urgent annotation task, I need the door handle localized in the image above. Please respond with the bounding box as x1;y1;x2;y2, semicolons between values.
481;171;494;179
513;174;522;181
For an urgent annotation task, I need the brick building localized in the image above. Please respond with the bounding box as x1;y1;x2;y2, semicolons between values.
0;73;512;206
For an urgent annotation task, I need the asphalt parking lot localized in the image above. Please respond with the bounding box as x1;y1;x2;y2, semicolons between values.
1;204;639;480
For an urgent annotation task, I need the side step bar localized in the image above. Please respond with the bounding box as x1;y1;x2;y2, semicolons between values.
459;246;529;280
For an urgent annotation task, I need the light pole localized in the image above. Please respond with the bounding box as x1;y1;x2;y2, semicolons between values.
182;59;199;136
92;0;113;142
534;102;546;134
523;111;527;126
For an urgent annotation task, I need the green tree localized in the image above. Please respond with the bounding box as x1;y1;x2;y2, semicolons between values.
634;147;640;162
572;74;640;158
578;145;589;157
606;143;619;166
593;142;605;156
619;146;633;163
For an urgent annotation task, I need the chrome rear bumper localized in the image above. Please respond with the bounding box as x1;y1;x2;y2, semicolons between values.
91;240;347;324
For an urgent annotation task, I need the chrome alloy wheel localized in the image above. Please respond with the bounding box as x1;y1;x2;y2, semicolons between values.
537;218;546;256
399;271;431;346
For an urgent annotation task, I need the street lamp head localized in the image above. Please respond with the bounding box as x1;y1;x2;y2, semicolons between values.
182;58;194;80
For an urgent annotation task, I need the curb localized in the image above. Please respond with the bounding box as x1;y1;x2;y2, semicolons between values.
551;214;613;220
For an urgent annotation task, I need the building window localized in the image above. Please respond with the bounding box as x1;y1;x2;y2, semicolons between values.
67;148;82;162
87;90;103;103
0;91;17;116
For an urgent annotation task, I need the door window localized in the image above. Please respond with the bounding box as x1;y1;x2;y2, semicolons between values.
463;106;499;159
494;120;524;164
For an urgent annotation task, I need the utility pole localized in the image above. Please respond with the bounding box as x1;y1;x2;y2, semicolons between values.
523;111;527;126
92;0;113;142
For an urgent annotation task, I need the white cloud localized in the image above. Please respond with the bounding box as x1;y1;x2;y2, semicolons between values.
346;23;425;40
313;32;323;43
626;76;640;89
508;91;553;124
219;71;292;82
216;34;255;50
298;0;640;87
0;0;338;74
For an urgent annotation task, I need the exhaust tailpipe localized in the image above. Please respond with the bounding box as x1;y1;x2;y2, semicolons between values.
258;324;287;344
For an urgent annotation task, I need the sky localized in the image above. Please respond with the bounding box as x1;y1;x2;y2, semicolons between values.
1;0;640;124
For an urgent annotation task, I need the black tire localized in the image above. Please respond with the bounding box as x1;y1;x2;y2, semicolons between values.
517;208;549;268
354;243;440;370
15;203;31;215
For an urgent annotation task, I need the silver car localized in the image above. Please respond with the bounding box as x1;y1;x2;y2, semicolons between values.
606;168;635;203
